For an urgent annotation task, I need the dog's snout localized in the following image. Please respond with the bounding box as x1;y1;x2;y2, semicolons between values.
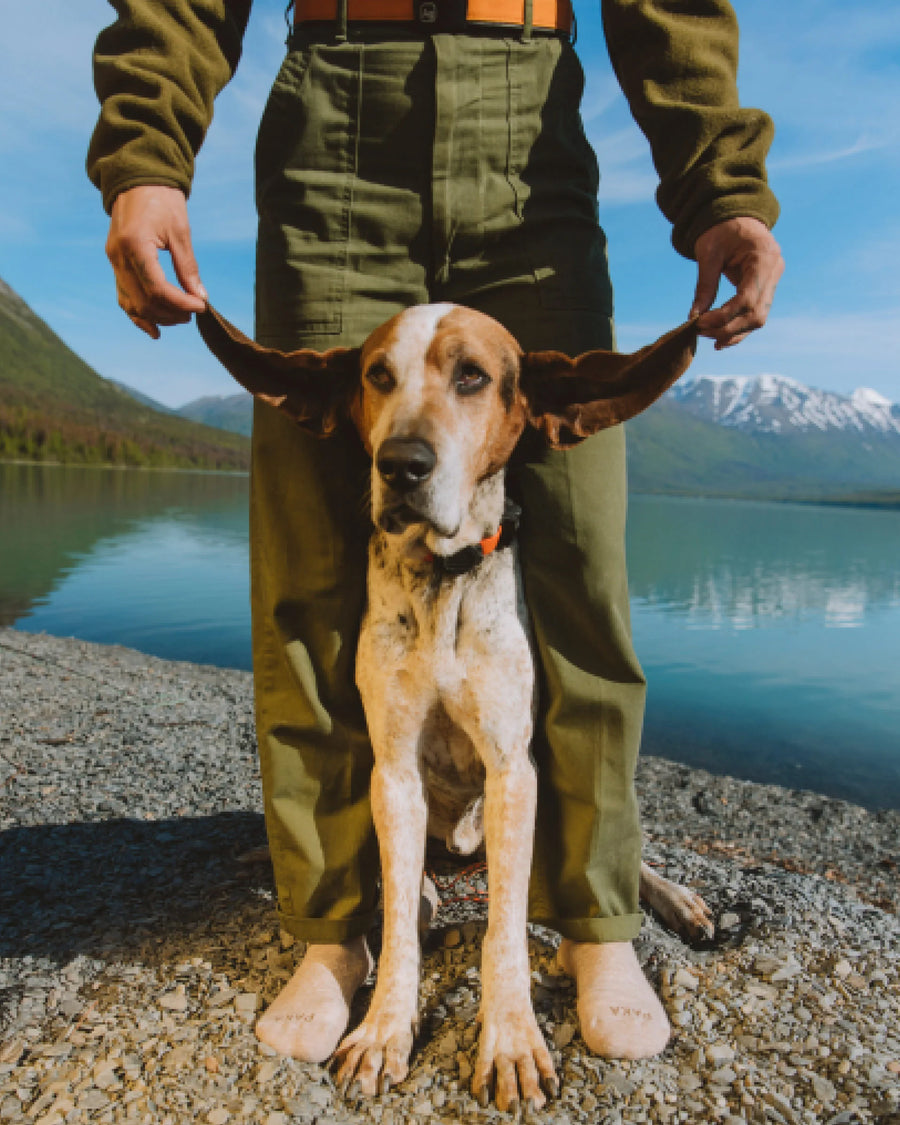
376;437;436;492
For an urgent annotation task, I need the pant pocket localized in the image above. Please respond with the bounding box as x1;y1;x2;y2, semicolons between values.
255;44;358;341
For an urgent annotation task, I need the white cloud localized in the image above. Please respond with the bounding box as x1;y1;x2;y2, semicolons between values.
579;72;623;126
587;125;659;207
769;135;893;174
740;2;900;160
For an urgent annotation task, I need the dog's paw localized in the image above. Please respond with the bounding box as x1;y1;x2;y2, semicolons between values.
472;1004;558;1112
333;1008;416;1098
641;866;716;944
668;886;716;944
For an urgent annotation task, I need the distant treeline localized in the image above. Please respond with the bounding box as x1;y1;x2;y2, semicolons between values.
0;400;250;471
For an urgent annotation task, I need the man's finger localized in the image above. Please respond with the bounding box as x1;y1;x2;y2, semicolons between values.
116;275;189;335
128;312;162;340
698;264;779;346
126;245;206;315
169;226;208;303
690;217;784;348
689;252;724;320
106;185;207;337
697;299;760;347
116;277;160;337
716;329;754;350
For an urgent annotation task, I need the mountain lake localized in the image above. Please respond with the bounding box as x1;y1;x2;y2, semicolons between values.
2;461;898;810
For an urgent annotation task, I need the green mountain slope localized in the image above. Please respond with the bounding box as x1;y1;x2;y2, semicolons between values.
177;392;253;437
166;385;900;502
0;278;249;470
626;398;900;500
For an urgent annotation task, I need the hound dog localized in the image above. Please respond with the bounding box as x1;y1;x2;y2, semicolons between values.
197;303;712;1110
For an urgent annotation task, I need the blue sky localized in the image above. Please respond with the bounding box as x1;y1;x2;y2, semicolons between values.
1;1;898;408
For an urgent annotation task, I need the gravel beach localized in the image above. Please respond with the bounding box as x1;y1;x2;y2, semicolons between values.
1;627;898;1125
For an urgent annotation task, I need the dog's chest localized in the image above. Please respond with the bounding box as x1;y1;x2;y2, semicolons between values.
356;537;534;780
361;540;519;679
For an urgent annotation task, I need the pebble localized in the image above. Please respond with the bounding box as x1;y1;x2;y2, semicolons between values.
158;990;188;1012
553;1023;577;1049
2;629;899;1125
811;1073;838;1102
672;968;699;991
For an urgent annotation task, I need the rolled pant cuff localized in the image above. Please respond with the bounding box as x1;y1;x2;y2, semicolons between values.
277;908;378;945
534;911;644;944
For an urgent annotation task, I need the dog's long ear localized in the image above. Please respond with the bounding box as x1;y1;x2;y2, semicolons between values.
520;320;698;449
196;305;360;436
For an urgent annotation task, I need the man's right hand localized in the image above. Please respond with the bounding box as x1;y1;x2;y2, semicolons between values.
106;185;207;339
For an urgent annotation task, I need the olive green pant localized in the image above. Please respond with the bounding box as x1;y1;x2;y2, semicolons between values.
251;30;645;944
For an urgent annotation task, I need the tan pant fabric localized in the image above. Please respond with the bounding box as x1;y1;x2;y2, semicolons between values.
252;30;645;944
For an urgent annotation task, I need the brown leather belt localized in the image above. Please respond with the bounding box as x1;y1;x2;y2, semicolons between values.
292;0;574;36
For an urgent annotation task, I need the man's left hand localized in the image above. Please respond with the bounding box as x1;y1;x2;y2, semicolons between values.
690;216;784;350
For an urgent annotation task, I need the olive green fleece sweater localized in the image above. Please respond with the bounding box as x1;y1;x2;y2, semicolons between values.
86;0;779;259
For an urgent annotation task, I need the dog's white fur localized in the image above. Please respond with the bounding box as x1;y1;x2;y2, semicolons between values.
197;302;711;1110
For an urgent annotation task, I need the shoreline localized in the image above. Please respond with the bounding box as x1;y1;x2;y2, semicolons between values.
0;458;249;477
1;629;898;1124
3;458;899;509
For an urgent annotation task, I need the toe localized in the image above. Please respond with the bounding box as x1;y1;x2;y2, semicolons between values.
354;1046;385;1096
334;1041;366;1094
494;1055;519;1113
472;1060;493;1108
383;1037;412;1087
515;1052;547;1111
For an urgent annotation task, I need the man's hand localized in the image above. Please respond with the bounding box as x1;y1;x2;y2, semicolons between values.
106;185;207;339
690;216;784;350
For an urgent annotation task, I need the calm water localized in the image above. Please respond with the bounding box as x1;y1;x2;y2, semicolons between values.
2;463;898;809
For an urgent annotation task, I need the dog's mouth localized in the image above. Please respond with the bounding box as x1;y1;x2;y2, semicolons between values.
377;502;422;534
376;499;458;539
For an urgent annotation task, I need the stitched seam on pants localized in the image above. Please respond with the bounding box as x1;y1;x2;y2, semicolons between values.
330;44;358;323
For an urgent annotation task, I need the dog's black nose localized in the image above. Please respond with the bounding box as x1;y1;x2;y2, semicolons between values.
376;437;436;492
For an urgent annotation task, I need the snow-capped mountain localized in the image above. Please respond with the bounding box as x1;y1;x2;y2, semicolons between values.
671;374;900;437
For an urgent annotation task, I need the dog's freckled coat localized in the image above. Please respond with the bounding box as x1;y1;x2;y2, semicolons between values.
196;301;705;1108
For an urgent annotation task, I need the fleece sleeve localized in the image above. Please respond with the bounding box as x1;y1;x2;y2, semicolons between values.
86;0;252;213
601;0;780;258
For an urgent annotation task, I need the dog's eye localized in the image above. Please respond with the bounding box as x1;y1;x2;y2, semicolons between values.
454;362;490;396
365;363;395;393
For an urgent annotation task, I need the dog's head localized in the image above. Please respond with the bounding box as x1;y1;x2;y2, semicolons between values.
197;303;697;541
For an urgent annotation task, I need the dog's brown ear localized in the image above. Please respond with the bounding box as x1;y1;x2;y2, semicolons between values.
520;320;698;449
196;304;360;436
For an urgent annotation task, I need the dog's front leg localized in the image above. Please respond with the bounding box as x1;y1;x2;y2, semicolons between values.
333;727;427;1097
474;759;557;1111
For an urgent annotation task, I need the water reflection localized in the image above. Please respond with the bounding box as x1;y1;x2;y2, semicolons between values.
627;495;900;629
2;468;898;807
0;463;251;666
627;495;900;809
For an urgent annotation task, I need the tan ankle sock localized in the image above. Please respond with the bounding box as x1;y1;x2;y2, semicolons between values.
557;939;671;1060
255;936;373;1064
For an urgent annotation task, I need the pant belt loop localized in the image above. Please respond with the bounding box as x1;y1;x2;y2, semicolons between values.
523;0;533;42
336;0;348;42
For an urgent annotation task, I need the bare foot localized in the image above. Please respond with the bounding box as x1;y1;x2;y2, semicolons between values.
255;936;374;1064
556;939;670;1059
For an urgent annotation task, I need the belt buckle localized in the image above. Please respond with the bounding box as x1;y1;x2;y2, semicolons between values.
415;0;468;32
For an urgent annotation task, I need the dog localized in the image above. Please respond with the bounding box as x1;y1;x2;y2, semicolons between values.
197;302;713;1110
